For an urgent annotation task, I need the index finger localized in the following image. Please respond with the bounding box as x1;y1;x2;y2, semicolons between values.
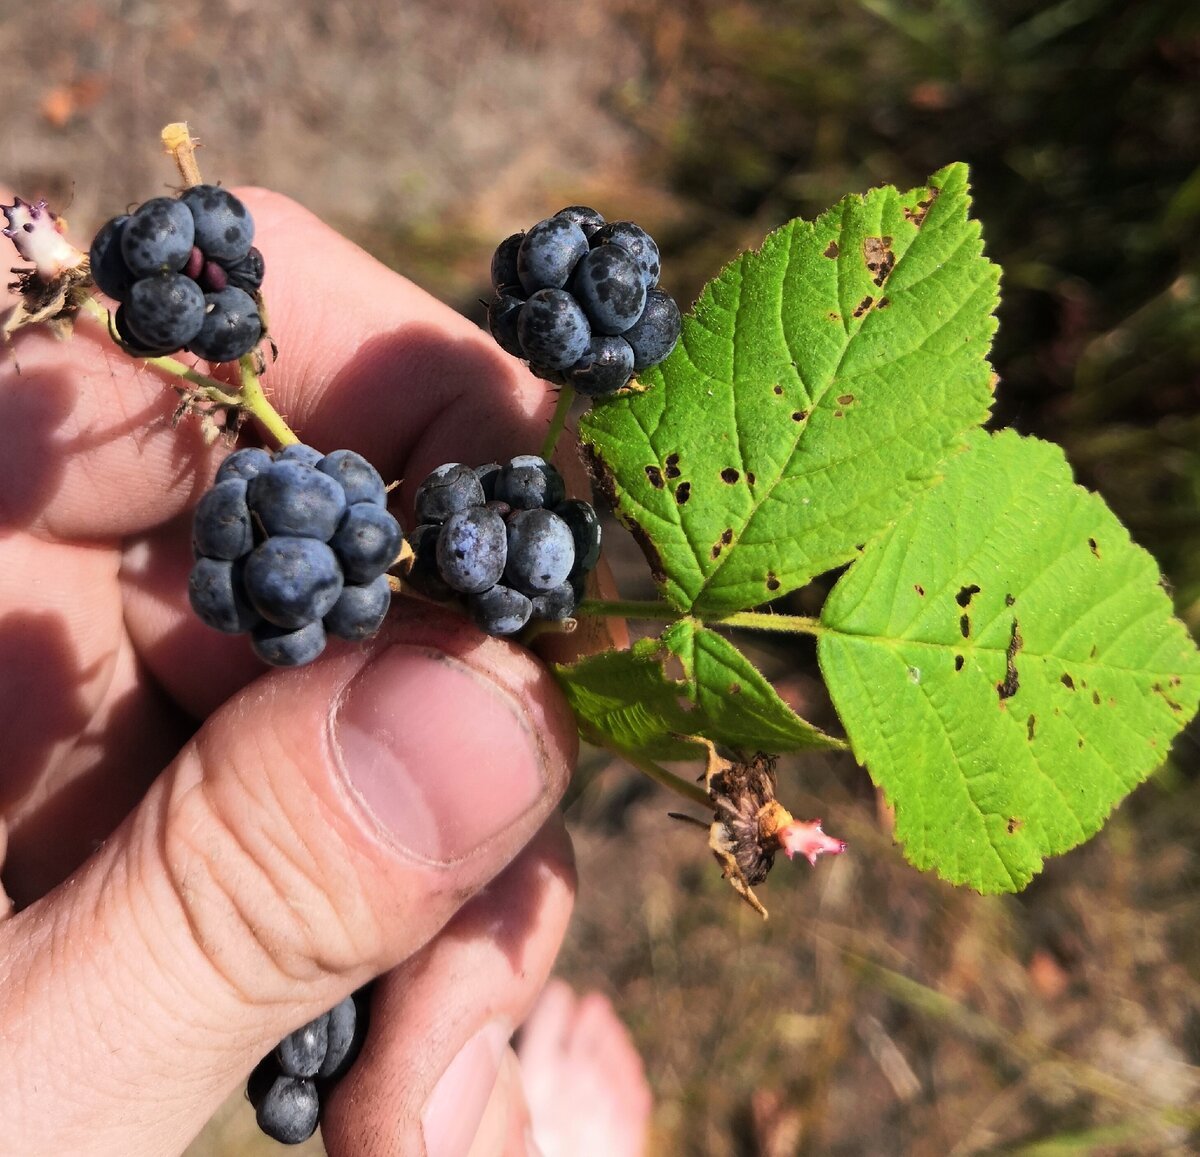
0;187;553;543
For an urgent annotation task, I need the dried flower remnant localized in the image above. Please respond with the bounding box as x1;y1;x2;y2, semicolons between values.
699;741;845;918
1;197;90;345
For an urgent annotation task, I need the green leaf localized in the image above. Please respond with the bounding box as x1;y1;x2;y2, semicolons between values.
581;162;1000;615
557;619;843;761
818;428;1200;893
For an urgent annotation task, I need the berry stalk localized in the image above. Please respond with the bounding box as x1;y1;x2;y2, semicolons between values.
539;383;575;462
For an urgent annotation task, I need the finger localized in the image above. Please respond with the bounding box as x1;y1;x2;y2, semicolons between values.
1;188;553;543
323;819;575;1157
0;604;576;1157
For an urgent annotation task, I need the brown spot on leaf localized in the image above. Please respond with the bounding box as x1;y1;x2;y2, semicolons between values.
862;235;895;287
956;583;981;608
1007;817;1023;834
645;465;664;489
1061;673;1075;690
1152;682;1185;712
729;682;742;695
824;240;840;258
792;410;808;422
853;295;874;318
721;528;734;545
773;384;784;396
834;410;844;419
954;654;964;671
1090;644;1099;659
720;467;740;484
837;394;855;406
1088;537;1100;557
997;618;1022;700
711;542;722;559
746;472;756;486
914;584;925;596
664;453;681;479
766;573;780;592
828;312;840;322
1005;593;1016;607
959;613;970;638
1027;715;1037;741
674;481;691;505
878;297;890;309
904;188;939;226
624;518;666;583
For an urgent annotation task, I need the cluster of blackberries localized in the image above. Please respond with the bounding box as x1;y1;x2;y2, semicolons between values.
406;456;601;635
89;185;264;362
487;206;681;396
189;444;403;666
247;990;369;1145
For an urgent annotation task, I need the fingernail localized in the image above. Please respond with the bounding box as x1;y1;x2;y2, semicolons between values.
422;1022;511;1157
333;647;546;862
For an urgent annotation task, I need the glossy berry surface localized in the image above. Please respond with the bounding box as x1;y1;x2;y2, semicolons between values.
484;205;680;393
409;455;602;637
90;186;265;362
189;444;403;666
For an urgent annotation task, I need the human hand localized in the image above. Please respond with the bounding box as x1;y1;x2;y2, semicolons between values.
0;187;584;1156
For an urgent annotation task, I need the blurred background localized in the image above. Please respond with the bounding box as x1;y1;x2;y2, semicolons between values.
3;0;1199;1152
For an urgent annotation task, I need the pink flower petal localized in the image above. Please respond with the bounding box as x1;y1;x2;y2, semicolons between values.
778;819;847;866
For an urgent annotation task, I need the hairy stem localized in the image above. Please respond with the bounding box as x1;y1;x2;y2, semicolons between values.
539;384;575;462
624;753;711;809
237;356;298;447
162;123;203;188
575;598;825;636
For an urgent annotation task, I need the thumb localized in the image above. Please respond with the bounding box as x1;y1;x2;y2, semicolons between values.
0;602;576;1157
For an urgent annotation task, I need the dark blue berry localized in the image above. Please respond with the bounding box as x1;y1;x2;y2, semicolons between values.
495;456;565;510
215;446;273;485
324;575;391;642
474;463;502;502
554;205;606;239
247;461;348;541
517;216;589;293
277;1014;329;1080
469;584;533;635
318;995;361;1080
570;245;647;335
188;557;260;634
251;620;327;667
120;196;195;277
275;443;324;467
180;184;254;263
436;508;507;593
490;232;524;294
112;303;178;358
187;286;262;363
223;246;265;293
555;498;602;576
243;536;343;628
414;463;485;524
89;215;135;302
487;294;524;358
592;220;661;289
624;288;682;370
318;449;388;507
517;288;591;371
255;1076;320;1145
530;581;578;621
330;502;403;583
567;334;635;397
504;508;575;595
124;272;206;350
406;523;454;600
192;477;254;560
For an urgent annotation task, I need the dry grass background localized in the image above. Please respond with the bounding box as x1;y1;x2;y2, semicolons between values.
2;1;1199;1153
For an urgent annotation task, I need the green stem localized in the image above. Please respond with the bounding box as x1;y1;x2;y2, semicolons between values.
624;753;711;809
575;598;825;636
539;384;575;461
237;355;298;447
80;296;299;447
